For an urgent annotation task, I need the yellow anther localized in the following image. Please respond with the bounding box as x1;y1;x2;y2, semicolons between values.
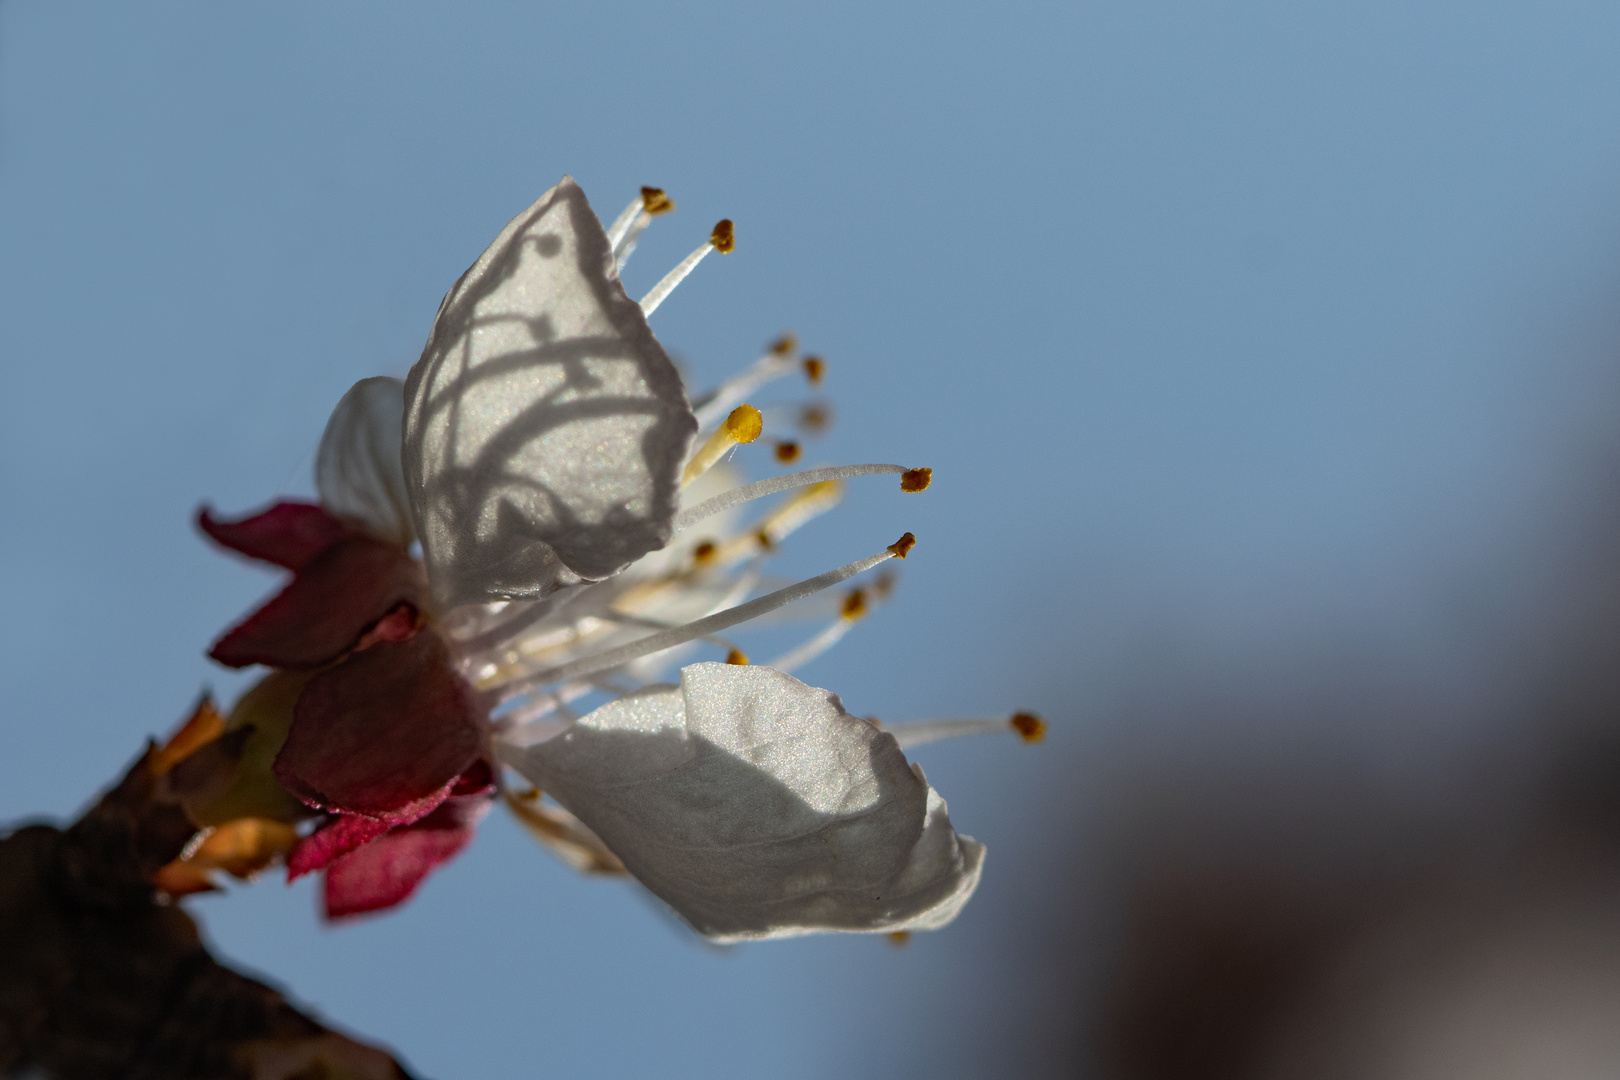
725;649;749;665
1010;712;1046;743
841;589;868;620
774;440;801;463
640;186;675;215
754;528;776;552
866;716;884;729
798;404;831;433
872;570;896;599
803;356;825;385
887;532;917;560
682;404;763;486
725;404;763;443
711;219;735;253
770;333;798;355
900;467;932;493
520;787;544;801
887;931;911;947
692;541;718;565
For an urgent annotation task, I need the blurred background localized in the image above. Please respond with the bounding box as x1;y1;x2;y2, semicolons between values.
6;2;1620;1077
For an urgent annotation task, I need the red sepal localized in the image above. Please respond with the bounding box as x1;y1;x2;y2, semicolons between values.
198;501;354;571
208;537;423;670
286;814;390;881
323;795;491;919
273;632;484;820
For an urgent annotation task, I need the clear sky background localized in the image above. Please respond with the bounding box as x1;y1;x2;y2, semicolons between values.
7;3;1620;1077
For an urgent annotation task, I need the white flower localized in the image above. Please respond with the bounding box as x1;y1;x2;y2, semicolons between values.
314;175;1035;940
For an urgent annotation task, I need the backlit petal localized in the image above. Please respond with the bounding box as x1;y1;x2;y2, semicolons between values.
499;662;984;941
403;176;697;608
316;377;415;548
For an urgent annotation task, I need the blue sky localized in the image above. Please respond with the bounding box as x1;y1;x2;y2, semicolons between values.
6;3;1620;1076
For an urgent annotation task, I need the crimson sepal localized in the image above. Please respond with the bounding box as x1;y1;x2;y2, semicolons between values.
273;632;484;820
285;814;390;881
208;537;424;670
323;794;491;919
287;758;493;883
198;501;355;571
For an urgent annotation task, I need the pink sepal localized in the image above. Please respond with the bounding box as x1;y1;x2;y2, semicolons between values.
323;795;492;919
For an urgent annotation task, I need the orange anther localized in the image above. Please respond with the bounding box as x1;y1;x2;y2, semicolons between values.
1010;712;1046;743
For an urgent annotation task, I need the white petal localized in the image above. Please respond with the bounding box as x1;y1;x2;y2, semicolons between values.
315;376;414;547
498;662;985;941
404;176;698;608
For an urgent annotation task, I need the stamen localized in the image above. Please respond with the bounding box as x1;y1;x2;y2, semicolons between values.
803;356;825;385
887;532;917;559
774;440;801;464
704;481;844;567
725;649;749;665
755;481;843;548
609;186;677;271
900;467;933;492
639;219;734;317
710;219;735;253
692;345;799;429
872;570;896;599
642;186;675;215
766;616;853;673
681;404;764;486
498;542;909;696
605;195;644;251
886;712;1048;751
1010;712;1047;743
798;403;832;434
887;931;911;947
502;785;627;875
674;464;910;531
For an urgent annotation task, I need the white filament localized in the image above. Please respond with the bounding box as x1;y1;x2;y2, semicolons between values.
498;547;899;697
766;617;855;674
692;352;800;429
614;213;653;271
639;241;714;316
605;196;643;251
674;464;908;533
886;718;1011;751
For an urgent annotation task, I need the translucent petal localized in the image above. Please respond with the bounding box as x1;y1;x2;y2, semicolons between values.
404;176;698;609
315;377;415;548
499;662;984;941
